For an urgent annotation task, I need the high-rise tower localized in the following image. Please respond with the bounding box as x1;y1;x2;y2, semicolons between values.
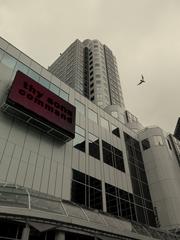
49;39;125;109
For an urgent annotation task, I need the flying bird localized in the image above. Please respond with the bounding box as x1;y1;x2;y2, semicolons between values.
137;75;145;86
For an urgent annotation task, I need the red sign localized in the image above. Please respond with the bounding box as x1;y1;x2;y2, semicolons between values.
7;71;76;138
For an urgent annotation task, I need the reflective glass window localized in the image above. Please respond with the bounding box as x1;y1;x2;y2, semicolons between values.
71;169;102;210
28;69;40;82
88;109;97;123
1;53;17;69
89;133;100;160
100;117;109;130
50;83;59;95
59;89;69;101
14;61;29;75
39;77;50;88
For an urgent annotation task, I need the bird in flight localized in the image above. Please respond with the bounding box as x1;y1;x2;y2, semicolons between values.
137;75;145;86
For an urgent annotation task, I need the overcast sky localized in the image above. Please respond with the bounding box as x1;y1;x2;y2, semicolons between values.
1;0;179;133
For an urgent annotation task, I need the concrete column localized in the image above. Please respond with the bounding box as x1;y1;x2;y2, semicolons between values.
21;225;30;240
55;231;65;240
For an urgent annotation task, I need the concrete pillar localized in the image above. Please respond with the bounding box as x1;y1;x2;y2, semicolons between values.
21;225;30;240
55;231;65;240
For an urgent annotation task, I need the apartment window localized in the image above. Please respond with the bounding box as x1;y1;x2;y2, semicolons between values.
90;89;94;94
95;63;100;67
90;66;93;71
75;99;85;115
90;71;93;76
90;96;94;101
141;139;150;150
71;169;102;210
112;124;120;138
88;109;98;123
73;126;85;153
153;136;163;146
90;76;94;81
100;117;109;130
90;83;94;88
89;133;100;160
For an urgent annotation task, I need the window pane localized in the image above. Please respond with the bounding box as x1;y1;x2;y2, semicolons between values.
88;109;97;123
73;126;85;152
39;77;50;88
141;138;150;150
59;89;69;101
112;124;120;137
28;69;40;82
50;83;59;95
1;53;17;69
75;99;85;115
71;181;85;205
14;61;29;74
89;133;100;160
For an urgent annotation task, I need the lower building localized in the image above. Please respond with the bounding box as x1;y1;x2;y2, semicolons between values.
0;36;179;239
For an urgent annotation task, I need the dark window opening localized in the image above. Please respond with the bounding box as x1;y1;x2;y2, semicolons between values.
89;134;100;160
90;96;95;101
142;138;150;150
71;170;102;210
102;140;125;172
112;127;120;138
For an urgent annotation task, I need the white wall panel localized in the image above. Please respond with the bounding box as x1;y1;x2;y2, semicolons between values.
0;115;13;139
48;161;58;196
79;151;86;172
40;157;51;194
16;161;28;186
0;154;12;181
64;142;72;167
62;167;71;200
32;155;44;191
6;145;23;183
54;163;63;197
24;152;37;188
72;149;79;170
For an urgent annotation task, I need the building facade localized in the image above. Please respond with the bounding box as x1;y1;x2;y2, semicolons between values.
174;118;180;141
49;39;125;110
0;36;179;240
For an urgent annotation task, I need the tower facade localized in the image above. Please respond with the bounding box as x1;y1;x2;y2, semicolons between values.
0;36;179;239
49;39;125;109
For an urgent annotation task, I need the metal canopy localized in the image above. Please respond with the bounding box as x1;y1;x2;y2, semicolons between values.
97;235;119;240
